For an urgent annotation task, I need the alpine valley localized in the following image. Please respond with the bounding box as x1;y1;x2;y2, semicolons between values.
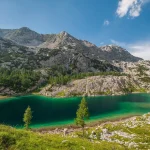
0;27;150;96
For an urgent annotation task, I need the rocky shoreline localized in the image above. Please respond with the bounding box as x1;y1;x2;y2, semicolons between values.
35;113;150;149
34;115;139;133
39;75;150;98
0;95;9;100
0;91;150;100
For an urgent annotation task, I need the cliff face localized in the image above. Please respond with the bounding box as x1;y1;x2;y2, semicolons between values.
40;75;150;97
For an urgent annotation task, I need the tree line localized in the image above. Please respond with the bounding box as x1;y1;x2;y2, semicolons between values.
0;68;41;92
0;67;126;93
49;71;126;86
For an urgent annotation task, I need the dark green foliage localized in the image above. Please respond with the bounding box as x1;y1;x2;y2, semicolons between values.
49;71;127;86
23;106;33;130
0;132;16;149
67;45;73;49
140;77;150;83
0;65;126;94
137;65;148;76
37;48;60;60
75;97;89;136
122;82;136;94
91;59;119;71
0;68;41;92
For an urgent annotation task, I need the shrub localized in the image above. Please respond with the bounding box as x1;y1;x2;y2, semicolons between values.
0;132;16;149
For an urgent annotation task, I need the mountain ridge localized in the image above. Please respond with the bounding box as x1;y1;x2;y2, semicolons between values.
0;26;143;63
0;27;142;72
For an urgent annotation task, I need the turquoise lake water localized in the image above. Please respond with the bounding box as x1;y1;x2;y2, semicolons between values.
0;93;150;128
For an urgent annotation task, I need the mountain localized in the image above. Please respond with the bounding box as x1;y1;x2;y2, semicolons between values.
0;27;147;95
0;27;142;63
0;37;119;72
0;37;41;69
100;45;141;62
0;27;143;73
0;27;44;46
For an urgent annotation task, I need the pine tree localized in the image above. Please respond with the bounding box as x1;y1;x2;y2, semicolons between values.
75;97;89;137
23;106;33;130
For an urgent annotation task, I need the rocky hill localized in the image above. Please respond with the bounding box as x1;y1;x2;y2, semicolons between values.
0;27;44;46
100;45;141;62
40;72;150;97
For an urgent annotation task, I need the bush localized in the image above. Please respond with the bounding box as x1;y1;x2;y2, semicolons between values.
0;68;41;92
0;132;16;149
49;71;126;86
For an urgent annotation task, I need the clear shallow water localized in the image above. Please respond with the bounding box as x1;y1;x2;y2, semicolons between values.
0;94;150;128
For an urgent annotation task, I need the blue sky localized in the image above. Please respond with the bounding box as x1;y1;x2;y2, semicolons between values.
0;0;150;59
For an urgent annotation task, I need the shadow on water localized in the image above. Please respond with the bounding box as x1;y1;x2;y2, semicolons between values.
0;93;150;127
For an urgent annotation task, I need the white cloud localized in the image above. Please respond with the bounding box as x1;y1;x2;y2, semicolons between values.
111;39;150;60
116;0;150;18
110;39;126;47
129;42;150;60
103;20;110;26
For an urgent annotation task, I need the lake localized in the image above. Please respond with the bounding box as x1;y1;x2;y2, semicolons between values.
0;93;150;128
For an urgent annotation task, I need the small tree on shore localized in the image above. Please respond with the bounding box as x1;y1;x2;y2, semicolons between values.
75;97;89;137
23;106;33;130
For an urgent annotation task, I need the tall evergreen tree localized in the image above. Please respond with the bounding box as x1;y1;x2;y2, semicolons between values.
23;106;33;130
75;97;89;137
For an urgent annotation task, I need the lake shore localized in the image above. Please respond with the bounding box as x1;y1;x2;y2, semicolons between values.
34;114;139;132
0;91;149;100
0;95;9;100
38;91;150;98
33;115;139;136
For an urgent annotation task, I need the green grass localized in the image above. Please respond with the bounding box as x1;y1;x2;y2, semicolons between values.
56;91;66;97
0;125;126;150
1;113;150;150
140;77;150;83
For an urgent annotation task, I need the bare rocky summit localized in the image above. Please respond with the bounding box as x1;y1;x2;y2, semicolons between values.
0;27;44;46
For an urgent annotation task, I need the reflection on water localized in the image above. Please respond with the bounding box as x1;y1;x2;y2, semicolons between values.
0;93;150;128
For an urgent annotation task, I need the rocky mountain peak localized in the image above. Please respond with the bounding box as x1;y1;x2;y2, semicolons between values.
59;31;69;36
19;27;31;32
100;45;126;52
99;45;142;62
0;27;44;46
58;31;74;41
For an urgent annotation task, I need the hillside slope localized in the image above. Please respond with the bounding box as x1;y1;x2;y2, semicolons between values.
40;60;150;97
0;113;150;150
